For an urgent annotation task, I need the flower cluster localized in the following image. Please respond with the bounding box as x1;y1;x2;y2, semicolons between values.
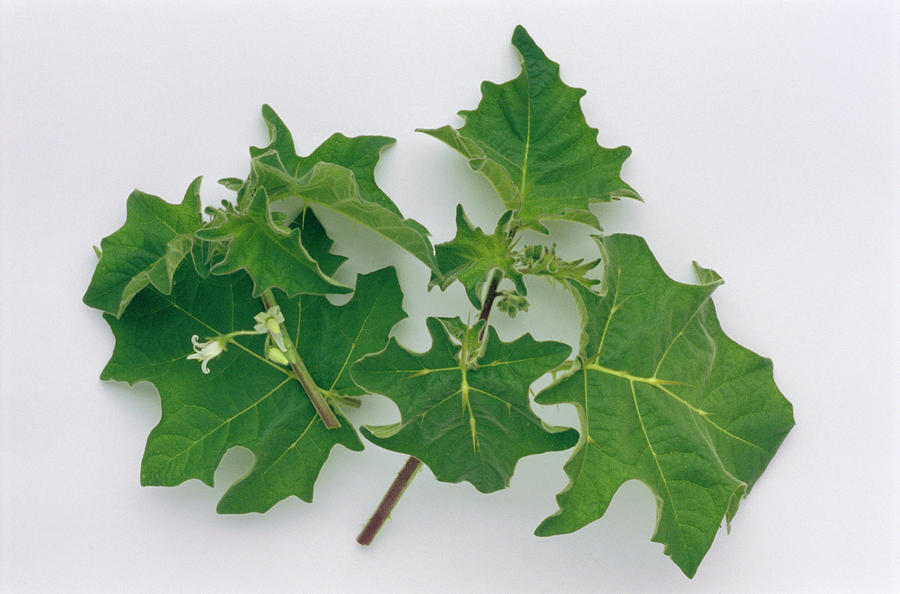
185;305;287;374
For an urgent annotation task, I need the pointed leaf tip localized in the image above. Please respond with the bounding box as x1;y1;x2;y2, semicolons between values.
423;26;639;230
511;25;538;52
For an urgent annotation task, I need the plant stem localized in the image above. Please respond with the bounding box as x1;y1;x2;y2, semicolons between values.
260;290;341;429
478;271;502;340
356;457;423;546
356;272;502;544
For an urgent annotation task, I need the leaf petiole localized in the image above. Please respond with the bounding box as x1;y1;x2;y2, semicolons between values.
260;289;341;429
331;394;362;409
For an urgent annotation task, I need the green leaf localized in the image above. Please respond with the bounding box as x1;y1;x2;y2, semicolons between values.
217;177;244;192
351;318;578;493
196;185;351;298
534;234;794;577
251;104;402;217
419;26;639;232
246;105;438;271
99;227;407;513
83;178;202;317
516;244;600;293
218;266;408;512
290;266;408;398
430;205;524;308
101;265;363;513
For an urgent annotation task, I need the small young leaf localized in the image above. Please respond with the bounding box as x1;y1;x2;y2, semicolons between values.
516;244;600;293
351;318;578;493
196;185;350;298
430;204;524;308
218;177;244;191
534;234;794;577
419;26;639;232
83;178;202;317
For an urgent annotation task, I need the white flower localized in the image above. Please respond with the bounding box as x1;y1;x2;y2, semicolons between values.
254;305;287;352
186;335;226;374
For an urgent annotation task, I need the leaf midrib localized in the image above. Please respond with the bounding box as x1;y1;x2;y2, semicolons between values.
519;61;532;206
328;286;385;392
629;379;691;564
586;362;764;452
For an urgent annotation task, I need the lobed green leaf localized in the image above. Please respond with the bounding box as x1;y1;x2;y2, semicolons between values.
419;25;639;232
245;105;439;272
99;223;408;513
430;205;523;309
534;234;795;577
101;265;363;513
351;318;578;493
83;178;203;317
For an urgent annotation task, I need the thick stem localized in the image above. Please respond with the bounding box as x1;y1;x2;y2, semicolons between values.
260;290;341;429
356;457;423;546
357;273;503;544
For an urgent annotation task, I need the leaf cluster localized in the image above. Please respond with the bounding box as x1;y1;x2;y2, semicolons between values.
84;25;793;578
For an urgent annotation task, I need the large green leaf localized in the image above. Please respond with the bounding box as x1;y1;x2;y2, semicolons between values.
101;265;362;513
430;205;524;309
534;234;794;577
419;26;639;232
83;178;202;317
99;246;408;514
351;318;578;493
219;266;408;512
196;185;351;298
245;105;438;271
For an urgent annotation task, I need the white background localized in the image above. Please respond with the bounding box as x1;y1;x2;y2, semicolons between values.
1;1;898;592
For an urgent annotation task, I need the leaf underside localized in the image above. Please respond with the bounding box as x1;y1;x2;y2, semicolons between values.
246;105;439;273
83;178;203;317
196;185;350;298
534;234;794;577
419;25;639;232
351;318;578;493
